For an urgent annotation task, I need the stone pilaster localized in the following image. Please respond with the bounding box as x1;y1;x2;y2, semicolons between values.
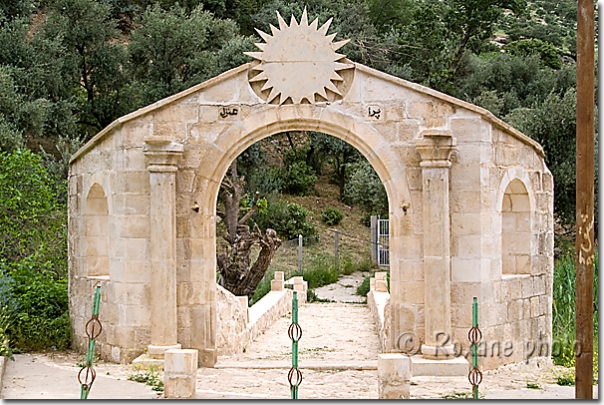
414;130;456;359
144;138;184;357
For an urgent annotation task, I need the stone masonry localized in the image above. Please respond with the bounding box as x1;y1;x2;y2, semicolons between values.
68;11;553;371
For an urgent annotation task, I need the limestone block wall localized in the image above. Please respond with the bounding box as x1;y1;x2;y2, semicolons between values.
444;125;553;370
215;285;248;356
67;61;553;369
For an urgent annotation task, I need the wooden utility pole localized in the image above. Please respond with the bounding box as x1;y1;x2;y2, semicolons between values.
575;0;595;398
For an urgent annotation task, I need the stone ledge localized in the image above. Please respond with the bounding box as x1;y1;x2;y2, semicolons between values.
409;355;469;376
367;290;390;351
131;353;165;370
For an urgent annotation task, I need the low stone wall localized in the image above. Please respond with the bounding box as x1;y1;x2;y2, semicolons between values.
367;272;391;352
0;355;6;396
245;289;293;346
215;285;249;356
216;272;307;356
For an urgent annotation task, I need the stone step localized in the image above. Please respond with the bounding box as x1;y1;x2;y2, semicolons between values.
409;355;470;377
214;359;378;370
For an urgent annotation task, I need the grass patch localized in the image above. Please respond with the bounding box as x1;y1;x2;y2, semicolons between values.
356;270;390;297
302;254;339;289
552;252;598;382
356;276;371;297
127;364;164;392
443;391;485;399
556;369;575;386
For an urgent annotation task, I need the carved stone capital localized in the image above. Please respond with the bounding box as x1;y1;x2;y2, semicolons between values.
144;137;184;172
414;129;456;168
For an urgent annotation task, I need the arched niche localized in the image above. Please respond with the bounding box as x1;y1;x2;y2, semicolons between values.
501;179;531;275
85;183;109;277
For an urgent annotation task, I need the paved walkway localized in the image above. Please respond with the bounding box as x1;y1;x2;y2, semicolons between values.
204;302;381;399
1;292;598;399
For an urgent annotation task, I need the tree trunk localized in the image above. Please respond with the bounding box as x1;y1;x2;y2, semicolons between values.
449;29;472;73
216;161;282;298
217;225;282;298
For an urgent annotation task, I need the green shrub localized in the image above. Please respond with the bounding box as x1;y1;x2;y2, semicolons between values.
0;149;67;278
247;165;284;195
321;206;344;226
283;160;317;195
3;254;71;351
250;274;272;306
303;254;339;289
254;200;317;240
340;255;355;275
344;160;388;216
356;276;371;297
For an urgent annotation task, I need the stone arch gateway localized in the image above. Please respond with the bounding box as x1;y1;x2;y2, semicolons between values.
68;11;554;370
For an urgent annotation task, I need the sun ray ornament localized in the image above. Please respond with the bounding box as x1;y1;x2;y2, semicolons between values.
245;9;354;104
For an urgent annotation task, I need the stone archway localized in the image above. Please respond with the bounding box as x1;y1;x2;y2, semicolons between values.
68;10;554;371
185;108;417;366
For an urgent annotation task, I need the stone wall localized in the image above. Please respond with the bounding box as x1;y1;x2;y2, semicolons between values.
215;285;248;356
367;290;390;353
68;60;553;369
215;273;307;356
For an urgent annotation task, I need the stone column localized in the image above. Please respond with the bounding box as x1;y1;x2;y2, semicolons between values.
414;130;456;359
144;138;184;357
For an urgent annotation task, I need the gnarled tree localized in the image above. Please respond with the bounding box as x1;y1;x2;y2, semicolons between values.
216;161;282;298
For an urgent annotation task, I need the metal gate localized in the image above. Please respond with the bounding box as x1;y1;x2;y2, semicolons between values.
377;218;390;266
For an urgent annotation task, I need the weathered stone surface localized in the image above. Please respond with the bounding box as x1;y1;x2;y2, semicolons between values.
378;354;411;399
164;349;198;398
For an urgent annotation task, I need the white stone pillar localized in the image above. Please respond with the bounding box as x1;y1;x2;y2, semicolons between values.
378;353;411;399
144;138;184;357
414;130;456;359
164;349;198;398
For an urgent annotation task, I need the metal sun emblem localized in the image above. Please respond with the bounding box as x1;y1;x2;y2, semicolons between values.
245;9;353;104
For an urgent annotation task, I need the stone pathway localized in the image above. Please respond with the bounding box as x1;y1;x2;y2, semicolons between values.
209;302;380;398
314;271;369;303
1;279;598;399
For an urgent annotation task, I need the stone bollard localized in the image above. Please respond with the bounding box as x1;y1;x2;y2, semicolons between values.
374;272;388;292
271;271;285;291
378;353;411;399
292;276;308;303
164;349;198;399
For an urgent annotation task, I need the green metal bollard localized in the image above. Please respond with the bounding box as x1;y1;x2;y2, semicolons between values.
79;286;102;399
472;298;478;399
288;291;302;399
468;297;482;399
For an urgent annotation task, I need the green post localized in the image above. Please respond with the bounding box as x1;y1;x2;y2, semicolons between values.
80;286;102;399
291;291;299;399
472;297;479;400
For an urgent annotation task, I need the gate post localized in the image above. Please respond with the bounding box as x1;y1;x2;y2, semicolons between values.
414;130;456;359
370;216;378;265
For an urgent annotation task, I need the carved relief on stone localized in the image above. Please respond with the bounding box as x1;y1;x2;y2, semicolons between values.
245;9;354;104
